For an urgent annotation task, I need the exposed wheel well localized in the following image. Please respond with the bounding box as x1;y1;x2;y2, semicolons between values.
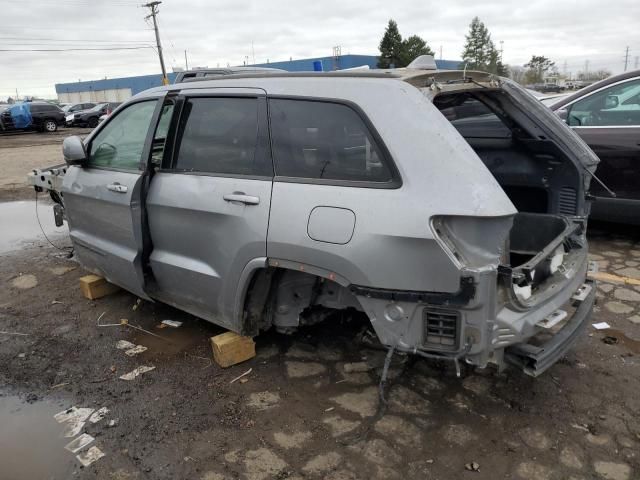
241;267;363;335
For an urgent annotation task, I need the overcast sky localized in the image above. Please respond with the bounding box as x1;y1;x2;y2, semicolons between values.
1;0;639;98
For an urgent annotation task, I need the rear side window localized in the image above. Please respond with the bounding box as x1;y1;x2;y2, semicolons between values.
173;97;263;176
269;99;394;183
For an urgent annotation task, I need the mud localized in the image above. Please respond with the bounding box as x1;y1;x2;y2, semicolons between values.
1;197;639;479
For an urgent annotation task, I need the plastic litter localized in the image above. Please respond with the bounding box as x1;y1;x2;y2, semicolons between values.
89;407;109;423
76;446;105;467
65;433;94;453
593;322;611;330
230;368;252;384
132;298;142;311
115;340;136;350
161;320;182;328
54;407;94;424
124;345;148;356
119;365;155;380
465;462;480;472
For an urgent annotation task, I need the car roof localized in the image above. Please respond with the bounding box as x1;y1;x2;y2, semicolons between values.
549;69;640;109
141;69;497;98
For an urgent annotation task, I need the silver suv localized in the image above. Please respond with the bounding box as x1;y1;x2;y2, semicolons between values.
33;67;598;376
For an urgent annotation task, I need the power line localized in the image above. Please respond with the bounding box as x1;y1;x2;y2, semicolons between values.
0;37;152;43
0;46;155;52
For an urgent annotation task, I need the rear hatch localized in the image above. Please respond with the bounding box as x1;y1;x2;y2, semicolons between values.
408;71;599;305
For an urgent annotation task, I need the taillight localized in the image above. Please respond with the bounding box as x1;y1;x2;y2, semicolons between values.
431;215;514;269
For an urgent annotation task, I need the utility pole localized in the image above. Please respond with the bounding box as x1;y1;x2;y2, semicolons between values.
144;1;168;85
635;56;639;69
499;40;504;62
624;46;630;71
439;45;442;60
584;59;589;79
184;50;188;71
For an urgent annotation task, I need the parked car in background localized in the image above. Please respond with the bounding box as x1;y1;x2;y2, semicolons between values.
0;101;65;132
540;93;570;106
173;66;286;83
30;66;597;377
547;69;640;224
62;102;96;114
66;102;121;128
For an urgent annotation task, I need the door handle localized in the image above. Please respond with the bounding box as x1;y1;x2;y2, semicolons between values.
223;193;260;205
107;183;128;193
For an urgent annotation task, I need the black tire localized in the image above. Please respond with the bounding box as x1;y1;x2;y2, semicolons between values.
87;116;99;128
43;119;58;132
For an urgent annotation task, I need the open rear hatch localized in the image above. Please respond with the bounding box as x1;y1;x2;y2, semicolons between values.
418;72;599;373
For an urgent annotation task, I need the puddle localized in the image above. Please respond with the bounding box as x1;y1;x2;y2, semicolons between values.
0;394;75;479
0;200;69;254
131;321;212;356
601;329;640;354
128;316;223;358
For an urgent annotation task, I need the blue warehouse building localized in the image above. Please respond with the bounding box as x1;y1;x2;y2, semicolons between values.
55;54;461;103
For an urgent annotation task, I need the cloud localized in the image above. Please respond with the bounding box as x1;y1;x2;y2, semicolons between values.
1;0;638;98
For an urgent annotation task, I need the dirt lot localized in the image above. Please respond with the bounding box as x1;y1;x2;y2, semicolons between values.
1;132;639;480
0;128;91;201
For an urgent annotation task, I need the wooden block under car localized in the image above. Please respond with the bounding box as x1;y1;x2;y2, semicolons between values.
211;332;256;368
79;274;120;300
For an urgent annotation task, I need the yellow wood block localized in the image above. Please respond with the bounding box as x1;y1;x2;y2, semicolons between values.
79;274;120;300
588;271;640;286
211;331;256;368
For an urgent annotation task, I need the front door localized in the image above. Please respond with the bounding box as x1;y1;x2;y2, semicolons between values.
145;91;273;330
566;77;640;212
62;97;165;299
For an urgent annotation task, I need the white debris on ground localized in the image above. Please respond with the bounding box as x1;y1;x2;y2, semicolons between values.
161;319;182;327
124;345;148;356
54;406;109;467
54;406;95;438
88;407;109;423
119;365;155;380
64;433;94;453
115;340;136;350
76;446;106;467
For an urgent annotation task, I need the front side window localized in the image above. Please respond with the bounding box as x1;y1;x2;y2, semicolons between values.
568;78;640;127
269;99;393;183
173;97;262;176
88;100;157;170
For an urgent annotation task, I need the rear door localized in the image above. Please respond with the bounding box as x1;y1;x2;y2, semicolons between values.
62;96;166;299
145;89;272;329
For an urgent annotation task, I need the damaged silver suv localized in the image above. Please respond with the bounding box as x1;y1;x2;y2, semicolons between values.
30;61;598;376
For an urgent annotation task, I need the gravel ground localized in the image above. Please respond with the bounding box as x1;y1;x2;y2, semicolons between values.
0;128;90;200
0;134;638;480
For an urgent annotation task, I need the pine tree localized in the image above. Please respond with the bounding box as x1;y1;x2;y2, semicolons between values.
461;17;498;72
524;55;556;83
378;19;403;68
400;35;435;66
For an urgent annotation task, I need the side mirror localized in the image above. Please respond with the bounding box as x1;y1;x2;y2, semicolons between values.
604;95;619;109
63;135;87;166
556;108;569;123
